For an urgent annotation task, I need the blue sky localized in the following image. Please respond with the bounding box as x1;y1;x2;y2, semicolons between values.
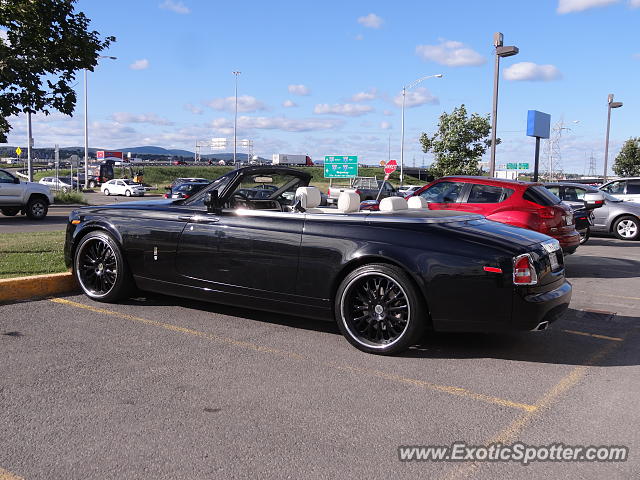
4;0;640;174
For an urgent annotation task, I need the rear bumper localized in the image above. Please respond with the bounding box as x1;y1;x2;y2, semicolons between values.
554;231;580;254
512;280;572;330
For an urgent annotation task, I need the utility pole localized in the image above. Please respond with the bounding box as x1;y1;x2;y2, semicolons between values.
232;71;241;165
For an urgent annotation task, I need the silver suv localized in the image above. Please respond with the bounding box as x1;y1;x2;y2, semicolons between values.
599;178;640;203
0;169;54;219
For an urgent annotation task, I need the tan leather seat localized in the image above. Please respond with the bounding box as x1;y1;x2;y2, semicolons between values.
379;196;408;212
407;196;428;209
295;186;324;213
337;191;360;213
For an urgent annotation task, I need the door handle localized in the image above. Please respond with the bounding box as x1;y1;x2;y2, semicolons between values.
192;215;219;224
177;215;193;221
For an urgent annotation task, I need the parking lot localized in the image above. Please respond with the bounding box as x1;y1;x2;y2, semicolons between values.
1;237;638;479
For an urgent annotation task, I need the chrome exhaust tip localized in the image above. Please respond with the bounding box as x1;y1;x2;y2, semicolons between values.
533;321;549;331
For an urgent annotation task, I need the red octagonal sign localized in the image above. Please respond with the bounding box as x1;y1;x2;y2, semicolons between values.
384;159;398;175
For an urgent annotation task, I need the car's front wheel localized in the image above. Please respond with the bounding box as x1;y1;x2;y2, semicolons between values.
74;231;133;302
125;190;131;197
88;180;96;188
25;196;48;220
103;189;110;196
335;263;426;354
613;215;640;241
1;207;20;216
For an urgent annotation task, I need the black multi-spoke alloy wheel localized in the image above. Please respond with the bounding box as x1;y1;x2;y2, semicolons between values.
74;231;133;302
1;207;20;216
25;197;48;220
335;264;426;354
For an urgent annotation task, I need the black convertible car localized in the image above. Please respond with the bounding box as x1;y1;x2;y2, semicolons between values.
65;166;571;354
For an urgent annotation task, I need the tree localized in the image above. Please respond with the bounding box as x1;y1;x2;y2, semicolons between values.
419;104;498;177
0;0;115;142
613;137;640;177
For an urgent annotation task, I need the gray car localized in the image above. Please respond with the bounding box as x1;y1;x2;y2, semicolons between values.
545;183;640;241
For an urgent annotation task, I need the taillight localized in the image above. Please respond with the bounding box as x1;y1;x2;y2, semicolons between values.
354;189;361;195
539;206;556;219
513;254;538;285
183;194;190;199
163;193;169;198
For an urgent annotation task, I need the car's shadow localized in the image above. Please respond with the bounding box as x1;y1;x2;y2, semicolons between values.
565;255;640;278
114;294;639;368
585;235;638;247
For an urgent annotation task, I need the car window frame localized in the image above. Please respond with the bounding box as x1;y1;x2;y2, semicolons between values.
462;183;510;204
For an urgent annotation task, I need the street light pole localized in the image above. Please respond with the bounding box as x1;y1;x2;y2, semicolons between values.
84;55;116;189
489;32;519;177
603;93;623;182
232;71;241;165
399;73;443;184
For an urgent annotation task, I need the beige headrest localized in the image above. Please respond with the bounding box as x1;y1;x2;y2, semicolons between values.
379;196;408;212
407;196;428;209
337;191;360;213
295;186;321;209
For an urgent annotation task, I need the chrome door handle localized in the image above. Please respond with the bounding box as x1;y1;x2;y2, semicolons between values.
177;215;193;221
192;215;219;224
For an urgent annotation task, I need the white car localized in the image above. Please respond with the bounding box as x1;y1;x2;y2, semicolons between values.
397;185;422;196
101;179;145;197
599;178;640;203
39;176;76;192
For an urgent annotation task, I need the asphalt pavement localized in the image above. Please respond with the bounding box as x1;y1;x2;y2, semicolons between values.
0;239;639;479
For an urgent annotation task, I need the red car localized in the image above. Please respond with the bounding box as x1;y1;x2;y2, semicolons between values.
409;176;581;254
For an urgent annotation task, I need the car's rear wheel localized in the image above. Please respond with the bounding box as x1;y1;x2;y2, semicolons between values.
125;190;131;197
335;263;425;354
25;197;48;220
1;207;20;216
104;189;110;196
578;227;590;244
74;231;133;302
613;216;639;241
89;180;96;188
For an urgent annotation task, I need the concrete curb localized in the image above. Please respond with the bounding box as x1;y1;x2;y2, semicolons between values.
0;272;79;303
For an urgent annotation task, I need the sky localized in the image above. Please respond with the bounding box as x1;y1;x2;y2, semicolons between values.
3;0;640;174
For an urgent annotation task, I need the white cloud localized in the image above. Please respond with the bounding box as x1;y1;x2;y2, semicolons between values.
416;39;485;67
503;62;562;81
633;53;640;59
210;116;345;133
380;121;392;130
207;95;267;113
393;87;438;108
357;13;384;29
129;59;149;70
282;100;297;108
313;103;374;117
159;0;190;14
350;89;377;102
288;84;311;96
110;112;174;126
557;0;618;13
383;109;394;116
631;0;640;6
184;103;203;115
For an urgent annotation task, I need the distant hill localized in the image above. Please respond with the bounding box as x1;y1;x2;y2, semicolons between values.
118;146;194;156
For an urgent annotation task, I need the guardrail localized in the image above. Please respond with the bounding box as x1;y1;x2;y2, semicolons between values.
15;166;50;180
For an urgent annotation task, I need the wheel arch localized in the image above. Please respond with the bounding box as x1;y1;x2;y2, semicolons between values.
609;213;640;233
27;192;50;205
70;222;125;268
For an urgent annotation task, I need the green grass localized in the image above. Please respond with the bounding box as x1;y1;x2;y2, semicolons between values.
54;191;88;204
0;231;67;279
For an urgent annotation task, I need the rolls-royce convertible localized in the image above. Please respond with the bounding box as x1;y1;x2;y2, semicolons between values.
64;166;571;354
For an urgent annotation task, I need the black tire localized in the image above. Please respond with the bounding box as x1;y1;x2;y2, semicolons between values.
104;189;110;196
125;190;131;197
25;196;48;220
74;231;133;302
88;180;96;188
613;215;640;241
1;207;20;216
578;227;590;245
334;263;426;354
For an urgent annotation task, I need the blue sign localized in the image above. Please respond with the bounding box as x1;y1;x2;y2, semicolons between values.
527;110;551;139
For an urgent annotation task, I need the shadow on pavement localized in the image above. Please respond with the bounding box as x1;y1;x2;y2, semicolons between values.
565;255;640;278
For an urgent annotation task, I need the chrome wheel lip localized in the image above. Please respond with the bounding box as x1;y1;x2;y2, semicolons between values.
340;272;411;350
75;237;118;298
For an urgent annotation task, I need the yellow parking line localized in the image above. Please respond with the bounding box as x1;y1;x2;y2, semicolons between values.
443;332;625;480
49;297;536;412
561;329;623;342
0;467;24;480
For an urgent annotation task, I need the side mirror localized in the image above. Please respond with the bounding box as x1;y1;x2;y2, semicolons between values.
14;177;20;184
204;190;221;213
583;192;605;210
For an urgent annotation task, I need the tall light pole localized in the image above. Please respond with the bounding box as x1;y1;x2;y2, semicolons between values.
489;32;519;177
84;55;116;189
399;73;443;184
232;71;241;165
603;93;623;182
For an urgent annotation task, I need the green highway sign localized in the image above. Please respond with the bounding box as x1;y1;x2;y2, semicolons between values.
324;155;358;178
506;162;530;170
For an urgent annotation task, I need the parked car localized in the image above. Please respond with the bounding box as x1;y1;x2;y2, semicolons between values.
398;185;422;196
164;180;209;199
0;168;53;219
166;177;209;190
599;177;640;203
407;176;581;254
100;179;145;197
172;160;188;166
545;182;640;241
65;166;571;355
39;176;77;192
